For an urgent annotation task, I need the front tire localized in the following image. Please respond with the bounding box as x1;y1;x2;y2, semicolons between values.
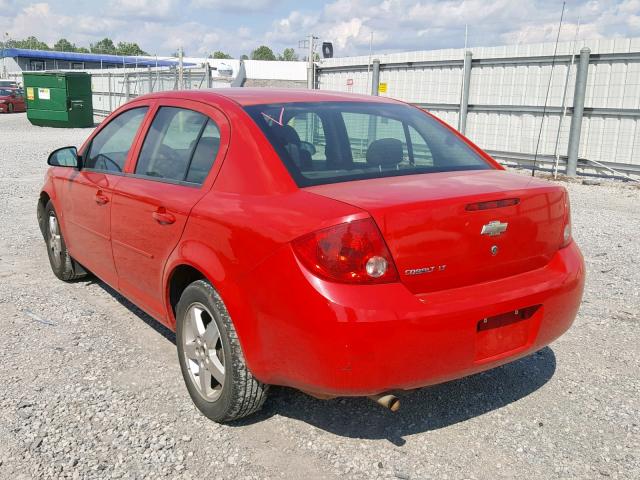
43;201;87;281
7;103;14;113
176;280;268;422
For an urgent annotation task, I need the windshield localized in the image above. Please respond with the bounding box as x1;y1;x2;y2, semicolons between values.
244;101;492;187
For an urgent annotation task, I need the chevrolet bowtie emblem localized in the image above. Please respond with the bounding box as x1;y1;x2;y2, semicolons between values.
481;220;508;237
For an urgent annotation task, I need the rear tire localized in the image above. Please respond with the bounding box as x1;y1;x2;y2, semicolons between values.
43;201;87;281
176;280;268;422
8;103;14;113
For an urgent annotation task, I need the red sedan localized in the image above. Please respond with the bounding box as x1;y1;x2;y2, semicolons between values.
0;87;26;113
38;89;585;422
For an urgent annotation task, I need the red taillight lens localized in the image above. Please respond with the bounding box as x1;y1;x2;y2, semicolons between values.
561;191;572;248
292;218;399;284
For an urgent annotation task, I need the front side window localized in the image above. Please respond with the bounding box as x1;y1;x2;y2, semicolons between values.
135;107;220;184
244;102;491;187
85;107;148;172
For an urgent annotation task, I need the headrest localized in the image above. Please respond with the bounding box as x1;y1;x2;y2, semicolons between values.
196;136;220;150
274;124;301;146
366;138;403;167
189;136;220;154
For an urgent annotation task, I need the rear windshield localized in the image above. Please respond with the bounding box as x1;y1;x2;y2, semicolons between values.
244;101;492;187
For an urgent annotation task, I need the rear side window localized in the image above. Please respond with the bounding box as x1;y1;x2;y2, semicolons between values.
244;102;491;187
86;107;148;172
186;120;221;184
135;107;220;185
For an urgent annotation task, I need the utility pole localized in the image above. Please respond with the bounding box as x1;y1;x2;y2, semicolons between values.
307;34;317;89
300;34;319;89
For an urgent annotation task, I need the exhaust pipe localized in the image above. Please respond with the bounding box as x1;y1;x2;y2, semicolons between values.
368;394;400;412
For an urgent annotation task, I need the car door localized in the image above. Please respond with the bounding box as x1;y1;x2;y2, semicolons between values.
15;90;26;110
110;100;229;321
61;105;149;287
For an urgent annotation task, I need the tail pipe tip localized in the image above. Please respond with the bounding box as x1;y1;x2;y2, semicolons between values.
368;393;400;412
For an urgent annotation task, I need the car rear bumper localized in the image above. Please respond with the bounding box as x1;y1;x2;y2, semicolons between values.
238;241;585;396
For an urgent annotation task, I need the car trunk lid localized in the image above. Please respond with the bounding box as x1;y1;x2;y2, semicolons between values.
305;170;567;294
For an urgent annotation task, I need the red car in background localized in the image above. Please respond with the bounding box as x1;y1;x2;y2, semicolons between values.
0;87;26;113
37;89;585;422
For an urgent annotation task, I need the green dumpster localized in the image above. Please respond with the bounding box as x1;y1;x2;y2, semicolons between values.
23;72;93;128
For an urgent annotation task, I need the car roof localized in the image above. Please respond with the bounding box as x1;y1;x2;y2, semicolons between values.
137;88;402;107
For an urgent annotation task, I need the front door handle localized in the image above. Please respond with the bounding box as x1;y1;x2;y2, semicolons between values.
95;192;109;205
152;208;176;225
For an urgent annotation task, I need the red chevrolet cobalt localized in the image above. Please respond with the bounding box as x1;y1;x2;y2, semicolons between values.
38;89;585;422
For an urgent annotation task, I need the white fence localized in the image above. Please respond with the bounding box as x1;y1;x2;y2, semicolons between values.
88;67;232;117
317;37;640;178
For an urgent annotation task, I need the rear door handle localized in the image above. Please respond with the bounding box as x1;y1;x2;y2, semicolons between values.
152;208;176;225
95;192;109;205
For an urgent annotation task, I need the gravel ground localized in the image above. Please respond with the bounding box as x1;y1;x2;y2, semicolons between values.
0;112;638;480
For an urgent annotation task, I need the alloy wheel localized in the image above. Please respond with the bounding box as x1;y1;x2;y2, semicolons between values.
48;213;63;268
182;303;226;401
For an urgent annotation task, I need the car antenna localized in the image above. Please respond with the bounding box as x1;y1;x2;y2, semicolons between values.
532;1;565;177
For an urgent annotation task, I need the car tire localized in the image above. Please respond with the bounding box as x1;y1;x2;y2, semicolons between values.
176;280;269;422
43;201;87;281
8;103;14;113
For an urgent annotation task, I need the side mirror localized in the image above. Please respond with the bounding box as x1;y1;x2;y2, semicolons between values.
48;146;81;169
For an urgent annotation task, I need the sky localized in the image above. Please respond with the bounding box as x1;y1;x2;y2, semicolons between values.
0;0;639;58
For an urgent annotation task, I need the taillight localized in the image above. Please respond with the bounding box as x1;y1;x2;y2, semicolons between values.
561;191;572;248
292;218;399;284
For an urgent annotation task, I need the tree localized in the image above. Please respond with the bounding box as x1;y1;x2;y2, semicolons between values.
278;48;298;61
10;36;50;50
116;41;148;56
240;54;249;60
54;38;76;52
90;38;117;55
251;45;276;61
210;50;233;59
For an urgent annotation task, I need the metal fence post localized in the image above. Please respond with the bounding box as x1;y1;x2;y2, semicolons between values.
206;63;212;88
107;72;112;113
148;66;153;93
371;59;380;96
566;47;590;177
458;50;473;134
124;72;130;101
